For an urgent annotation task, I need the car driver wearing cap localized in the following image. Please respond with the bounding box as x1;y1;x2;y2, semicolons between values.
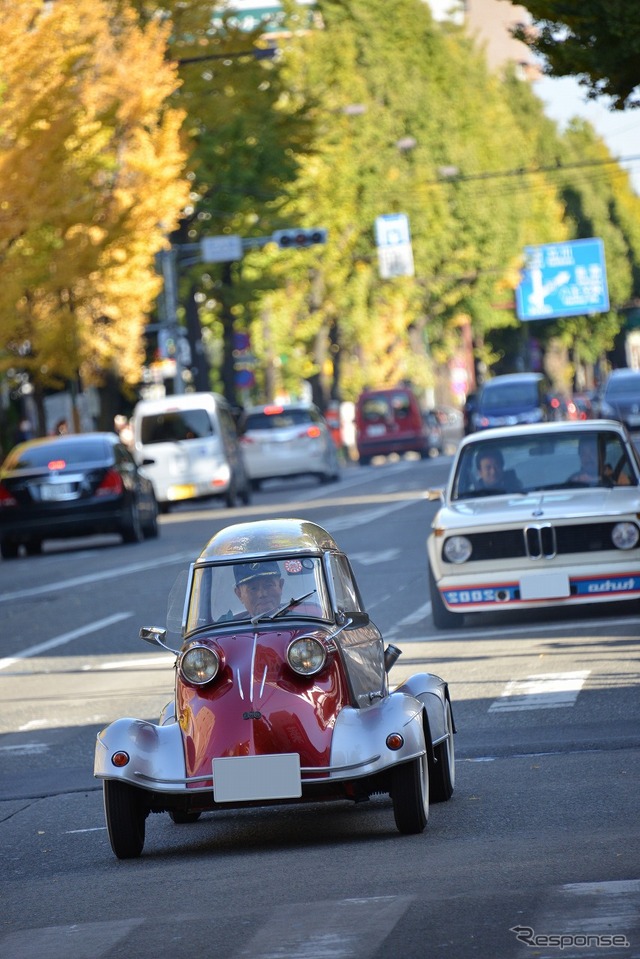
233;561;284;618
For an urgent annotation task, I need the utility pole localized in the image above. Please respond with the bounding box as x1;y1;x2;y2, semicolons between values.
156;229;327;403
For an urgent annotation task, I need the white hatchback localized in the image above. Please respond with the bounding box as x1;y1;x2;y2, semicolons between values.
239;403;340;489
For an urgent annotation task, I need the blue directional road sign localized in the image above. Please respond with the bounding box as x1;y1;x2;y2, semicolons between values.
516;238;609;321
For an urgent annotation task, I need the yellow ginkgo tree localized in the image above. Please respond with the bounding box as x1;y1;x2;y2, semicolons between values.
0;0;189;431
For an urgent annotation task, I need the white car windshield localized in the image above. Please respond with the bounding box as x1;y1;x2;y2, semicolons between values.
186;556;331;631
452;430;638;500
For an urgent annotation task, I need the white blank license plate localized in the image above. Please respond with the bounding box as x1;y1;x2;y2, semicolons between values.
40;484;73;500
520;571;570;600
212;753;301;803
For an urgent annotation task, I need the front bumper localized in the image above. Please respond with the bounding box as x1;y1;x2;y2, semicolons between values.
433;558;640;615
0;500;128;541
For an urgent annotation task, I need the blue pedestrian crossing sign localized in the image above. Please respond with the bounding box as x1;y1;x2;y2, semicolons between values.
516;238;609;321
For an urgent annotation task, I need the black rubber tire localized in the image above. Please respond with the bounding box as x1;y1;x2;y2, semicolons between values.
103;780;148;859
250;478;262;492
391;754;429;834
169;810;202;824
121;502;144;544
429;699;455;803
428;562;461;629
143;503;159;539
358;455;371;467
25;540;43;556
0;539;19;560
158;502;171;514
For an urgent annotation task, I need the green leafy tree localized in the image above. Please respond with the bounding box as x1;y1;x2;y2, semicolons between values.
251;0;563;403
131;0;315;404
507;0;640;109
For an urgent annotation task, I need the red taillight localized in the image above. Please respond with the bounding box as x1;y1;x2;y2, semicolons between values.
48;459;66;470
0;483;17;507
302;426;322;439
263;405;284;415
96;468;124;496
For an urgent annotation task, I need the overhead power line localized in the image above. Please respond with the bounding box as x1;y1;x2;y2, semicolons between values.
431;154;640;185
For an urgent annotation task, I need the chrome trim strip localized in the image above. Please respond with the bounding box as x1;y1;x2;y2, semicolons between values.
125;753;387;791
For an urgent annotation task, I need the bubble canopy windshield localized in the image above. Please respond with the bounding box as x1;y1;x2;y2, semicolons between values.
186;556;331;631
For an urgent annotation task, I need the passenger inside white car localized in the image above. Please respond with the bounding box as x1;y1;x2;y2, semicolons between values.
453;429;638;500
474;448;522;493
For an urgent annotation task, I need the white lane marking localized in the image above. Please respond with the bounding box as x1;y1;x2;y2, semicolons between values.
0;612;133;672
323;497;416;532
0;919;145;959
396;602;431;629
234;896;413;959
91;654;175;670
382;604;432;642
0;551;194;603
349;548;400;565
489;670;590;712
0;743;49;755
65;827;107;834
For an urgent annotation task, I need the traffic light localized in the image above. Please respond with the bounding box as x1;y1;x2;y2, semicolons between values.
273;228;327;249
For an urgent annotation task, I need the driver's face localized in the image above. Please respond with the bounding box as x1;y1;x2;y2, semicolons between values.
235;576;284;615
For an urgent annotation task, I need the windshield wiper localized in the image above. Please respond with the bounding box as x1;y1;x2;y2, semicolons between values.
251;590;317;626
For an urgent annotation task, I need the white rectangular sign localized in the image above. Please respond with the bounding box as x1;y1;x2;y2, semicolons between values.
201;235;243;263
375;213;415;278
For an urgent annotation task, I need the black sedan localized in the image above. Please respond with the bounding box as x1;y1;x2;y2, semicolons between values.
0;432;159;559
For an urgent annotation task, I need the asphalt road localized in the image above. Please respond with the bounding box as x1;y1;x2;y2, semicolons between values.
1;454;639;959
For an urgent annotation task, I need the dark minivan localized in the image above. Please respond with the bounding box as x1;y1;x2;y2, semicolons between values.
355;387;429;464
473;373;553;431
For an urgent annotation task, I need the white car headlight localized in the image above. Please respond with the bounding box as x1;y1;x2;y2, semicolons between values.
443;535;473;564
287;636;327;675
611;522;640;550
180;644;220;685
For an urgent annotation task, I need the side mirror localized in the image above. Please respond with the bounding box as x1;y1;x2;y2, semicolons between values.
139;626;178;654
342;610;370;627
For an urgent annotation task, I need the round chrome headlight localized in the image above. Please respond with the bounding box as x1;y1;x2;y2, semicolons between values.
443;535;473;564
180;645;220;685
287;637;327;676
611;522;640;550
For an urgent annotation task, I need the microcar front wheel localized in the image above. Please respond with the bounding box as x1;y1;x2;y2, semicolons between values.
391;754;429;834
429;699;455;802
103;780;148;859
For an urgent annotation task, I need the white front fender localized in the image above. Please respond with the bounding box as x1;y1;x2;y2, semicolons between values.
395;672;452;745
94;717;187;792
329;691;426;778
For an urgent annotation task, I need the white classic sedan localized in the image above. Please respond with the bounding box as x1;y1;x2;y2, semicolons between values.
427;420;640;628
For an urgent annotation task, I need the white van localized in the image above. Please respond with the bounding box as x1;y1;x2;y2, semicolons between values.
131;393;251;512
